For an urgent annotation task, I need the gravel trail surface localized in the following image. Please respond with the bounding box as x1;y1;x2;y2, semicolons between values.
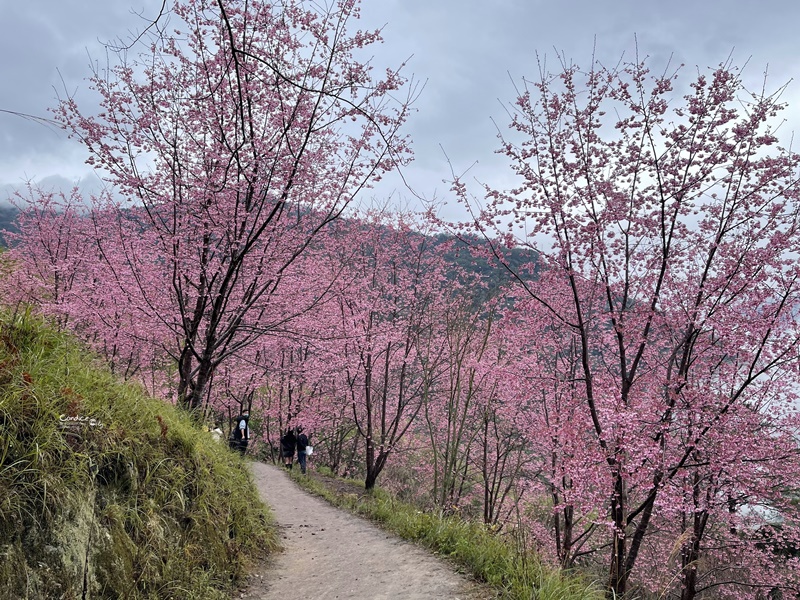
236;461;493;600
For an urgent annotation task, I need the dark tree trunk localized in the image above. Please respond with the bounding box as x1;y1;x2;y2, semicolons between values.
607;473;628;598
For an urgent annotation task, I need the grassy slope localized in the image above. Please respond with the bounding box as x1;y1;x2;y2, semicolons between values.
0;311;279;599
291;469;603;600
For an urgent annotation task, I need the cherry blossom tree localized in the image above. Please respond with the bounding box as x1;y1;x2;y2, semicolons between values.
49;0;413;410
422;286;498;511
3;188;174;394
456;54;800;597
498;285;602;568
2;187;89;323
322;214;450;489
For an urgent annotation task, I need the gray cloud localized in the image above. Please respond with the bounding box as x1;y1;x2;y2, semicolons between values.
3;0;800;212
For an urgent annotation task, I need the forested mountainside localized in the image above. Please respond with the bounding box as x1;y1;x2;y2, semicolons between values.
0;203;539;284
0;205;18;245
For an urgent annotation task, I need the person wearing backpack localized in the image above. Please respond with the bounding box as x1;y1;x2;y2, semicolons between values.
231;410;250;456
296;427;310;474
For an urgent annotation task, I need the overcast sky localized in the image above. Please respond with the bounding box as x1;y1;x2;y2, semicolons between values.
2;0;800;217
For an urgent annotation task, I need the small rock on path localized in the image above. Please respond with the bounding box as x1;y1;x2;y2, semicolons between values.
238;461;493;599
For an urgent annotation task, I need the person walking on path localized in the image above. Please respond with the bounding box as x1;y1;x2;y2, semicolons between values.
295;427;309;474
231;410;250;456
280;428;296;469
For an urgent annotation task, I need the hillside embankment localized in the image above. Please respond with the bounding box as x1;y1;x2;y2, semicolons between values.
0;313;278;599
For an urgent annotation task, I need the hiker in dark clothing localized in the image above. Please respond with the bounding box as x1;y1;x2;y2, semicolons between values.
230;410;250;456
280;428;296;469
296;427;309;474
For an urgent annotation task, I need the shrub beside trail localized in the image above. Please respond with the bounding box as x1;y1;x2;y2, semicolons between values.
0;312;278;599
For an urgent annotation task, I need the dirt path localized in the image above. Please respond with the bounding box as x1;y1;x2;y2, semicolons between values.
237;462;494;599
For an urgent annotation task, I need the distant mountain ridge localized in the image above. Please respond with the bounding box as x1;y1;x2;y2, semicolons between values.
0;205;539;284
0;205;19;246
